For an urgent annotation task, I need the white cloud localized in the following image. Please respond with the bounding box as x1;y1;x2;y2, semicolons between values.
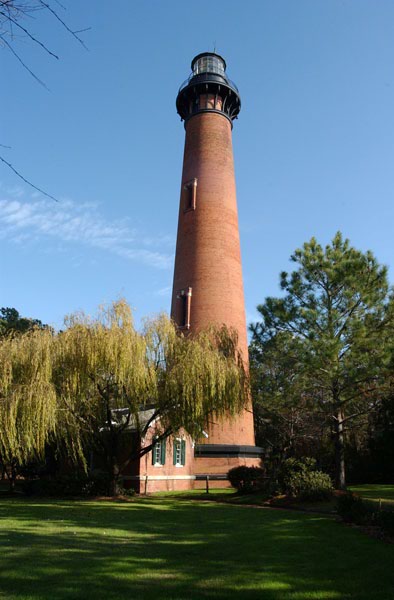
155;285;172;297
0;191;173;270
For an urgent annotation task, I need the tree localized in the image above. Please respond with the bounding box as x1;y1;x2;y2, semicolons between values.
0;307;53;489
1;1;87;82
345;385;394;484
250;233;394;489
0;327;56;490
366;389;394;482
250;332;328;475
0;300;248;495
0;306;49;337
53;301;248;495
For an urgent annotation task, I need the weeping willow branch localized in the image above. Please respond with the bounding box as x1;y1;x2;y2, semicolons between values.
0;300;249;488
0;328;57;466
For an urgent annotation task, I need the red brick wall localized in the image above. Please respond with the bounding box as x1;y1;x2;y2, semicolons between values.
171;112;256;448
124;428;196;493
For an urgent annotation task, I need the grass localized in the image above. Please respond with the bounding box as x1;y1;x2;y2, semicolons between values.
349;484;394;506
1;497;394;599
192;484;394;513
163;488;336;514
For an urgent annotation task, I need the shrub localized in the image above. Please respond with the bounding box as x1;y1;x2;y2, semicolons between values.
278;457;333;501
376;510;394;537
227;466;266;493
81;471;112;496
336;492;370;524
21;473;111;497
336;492;394;537
117;485;136;498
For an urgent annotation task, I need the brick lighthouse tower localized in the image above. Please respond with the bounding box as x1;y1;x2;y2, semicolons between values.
172;52;262;483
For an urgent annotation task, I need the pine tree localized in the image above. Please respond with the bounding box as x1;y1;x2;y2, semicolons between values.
250;233;394;489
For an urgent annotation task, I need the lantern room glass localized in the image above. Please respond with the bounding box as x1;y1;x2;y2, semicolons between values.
193;55;225;76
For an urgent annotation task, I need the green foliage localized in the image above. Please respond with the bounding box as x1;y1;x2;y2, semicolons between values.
336;492;370;524
250;233;394;488
0;300;248;495
278;457;334;500
0;328;57;467
116;485;136;498
53;302;248;482
0;308;55;488
227;466;266;493
0;307;49;337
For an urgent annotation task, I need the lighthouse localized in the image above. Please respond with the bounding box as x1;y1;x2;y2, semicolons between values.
172;52;263;482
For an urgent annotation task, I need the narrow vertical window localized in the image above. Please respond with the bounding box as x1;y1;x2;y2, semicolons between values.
183;179;197;212
152;438;166;466
177;287;192;329
173;439;186;466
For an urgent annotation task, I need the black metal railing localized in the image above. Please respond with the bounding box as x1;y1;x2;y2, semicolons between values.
178;72;239;94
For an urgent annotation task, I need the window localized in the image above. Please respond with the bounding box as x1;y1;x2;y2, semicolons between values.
176;287;192;329
151;438;166;466
193;55;225;76
173;439;186;467
183;178;197;212
198;94;222;110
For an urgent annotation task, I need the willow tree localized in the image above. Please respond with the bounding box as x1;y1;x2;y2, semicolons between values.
250;233;394;489
0;328;56;490
54;300;247;495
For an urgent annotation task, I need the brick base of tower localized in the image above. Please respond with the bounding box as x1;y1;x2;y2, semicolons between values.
192;411;263;488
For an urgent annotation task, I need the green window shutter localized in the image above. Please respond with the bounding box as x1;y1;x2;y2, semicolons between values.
181;439;186;466
161;440;166;465
173;441;177;465
152;441;156;465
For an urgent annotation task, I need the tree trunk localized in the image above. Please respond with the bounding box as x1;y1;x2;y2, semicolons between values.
334;409;346;490
108;434;121;497
6;463;17;493
110;466;120;496
8;475;16;493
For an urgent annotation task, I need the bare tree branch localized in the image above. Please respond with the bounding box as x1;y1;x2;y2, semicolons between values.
1;34;49;87
1;1;89;200
0;9;59;58
0;154;58;201
37;0;88;49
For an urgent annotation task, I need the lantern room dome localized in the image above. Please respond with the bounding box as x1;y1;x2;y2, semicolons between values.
176;52;241;126
191;52;226;75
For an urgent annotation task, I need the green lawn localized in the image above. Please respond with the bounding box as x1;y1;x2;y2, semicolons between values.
349;484;394;505
1;497;394;600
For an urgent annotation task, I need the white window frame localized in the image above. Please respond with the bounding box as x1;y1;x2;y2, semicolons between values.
173;438;186;468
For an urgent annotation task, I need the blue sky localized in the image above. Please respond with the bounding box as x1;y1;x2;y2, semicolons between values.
1;1;394;331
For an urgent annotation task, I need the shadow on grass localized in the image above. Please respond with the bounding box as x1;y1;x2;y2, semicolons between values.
0;497;393;599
